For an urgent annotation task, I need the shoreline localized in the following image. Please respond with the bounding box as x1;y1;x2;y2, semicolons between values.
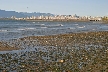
0;18;102;22
19;31;108;47
1;31;108;51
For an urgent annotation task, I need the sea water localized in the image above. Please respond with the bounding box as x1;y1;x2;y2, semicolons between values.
0;21;108;41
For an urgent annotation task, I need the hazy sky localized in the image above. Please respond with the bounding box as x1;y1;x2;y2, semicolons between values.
0;0;108;16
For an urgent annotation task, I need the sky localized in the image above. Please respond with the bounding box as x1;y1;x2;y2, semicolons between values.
0;0;108;16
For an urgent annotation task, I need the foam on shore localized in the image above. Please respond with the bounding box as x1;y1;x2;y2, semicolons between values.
17;28;36;31
0;30;8;32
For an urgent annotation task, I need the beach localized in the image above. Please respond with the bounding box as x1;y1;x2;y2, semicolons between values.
0;0;108;71
0;31;108;72
0;42;19;51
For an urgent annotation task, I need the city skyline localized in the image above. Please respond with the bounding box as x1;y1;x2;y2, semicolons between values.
0;0;108;16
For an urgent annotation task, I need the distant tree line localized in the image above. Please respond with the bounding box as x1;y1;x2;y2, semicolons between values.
102;16;108;21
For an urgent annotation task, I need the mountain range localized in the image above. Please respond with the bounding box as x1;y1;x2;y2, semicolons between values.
0;9;54;18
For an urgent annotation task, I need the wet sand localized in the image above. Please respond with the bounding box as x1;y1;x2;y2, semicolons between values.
0;31;108;72
0;42;19;51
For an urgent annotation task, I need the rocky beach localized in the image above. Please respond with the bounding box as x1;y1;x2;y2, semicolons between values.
0;0;108;71
0;31;108;72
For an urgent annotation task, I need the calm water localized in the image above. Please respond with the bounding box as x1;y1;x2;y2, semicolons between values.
0;21;108;40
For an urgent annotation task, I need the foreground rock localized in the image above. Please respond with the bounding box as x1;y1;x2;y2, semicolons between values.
0;31;108;72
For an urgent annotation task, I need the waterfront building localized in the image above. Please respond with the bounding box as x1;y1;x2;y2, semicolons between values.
4;14;103;21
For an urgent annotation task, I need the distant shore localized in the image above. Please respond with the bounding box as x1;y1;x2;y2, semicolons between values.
25;19;90;22
0;18;102;22
102;21;108;24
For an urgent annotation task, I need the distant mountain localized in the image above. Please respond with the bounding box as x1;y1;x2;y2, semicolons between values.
0;9;27;18
0;9;54;18
20;12;54;17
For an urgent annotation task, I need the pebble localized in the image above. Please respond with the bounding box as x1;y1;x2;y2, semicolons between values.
0;31;108;72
